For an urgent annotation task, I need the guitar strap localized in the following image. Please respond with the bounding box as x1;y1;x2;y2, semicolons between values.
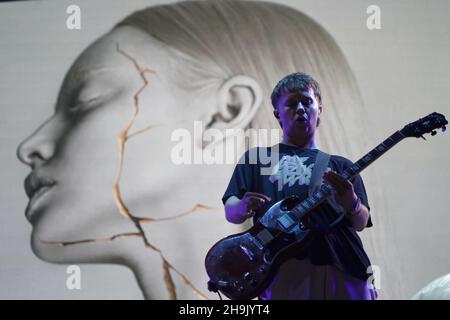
308;150;345;231
308;150;330;197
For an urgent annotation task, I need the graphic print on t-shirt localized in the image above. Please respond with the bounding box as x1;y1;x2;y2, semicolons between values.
269;155;314;192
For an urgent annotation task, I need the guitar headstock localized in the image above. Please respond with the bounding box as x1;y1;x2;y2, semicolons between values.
400;112;448;139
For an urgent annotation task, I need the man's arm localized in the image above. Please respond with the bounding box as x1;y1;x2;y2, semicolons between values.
345;203;370;232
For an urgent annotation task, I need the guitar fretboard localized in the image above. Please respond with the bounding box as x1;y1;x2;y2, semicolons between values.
284;130;406;225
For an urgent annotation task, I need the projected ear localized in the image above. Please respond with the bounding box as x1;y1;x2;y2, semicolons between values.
201;75;263;149
210;75;262;129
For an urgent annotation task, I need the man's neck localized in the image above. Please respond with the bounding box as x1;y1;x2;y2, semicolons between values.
282;136;318;149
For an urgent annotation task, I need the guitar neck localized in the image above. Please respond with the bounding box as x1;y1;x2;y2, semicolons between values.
290;130;406;219
341;130;405;179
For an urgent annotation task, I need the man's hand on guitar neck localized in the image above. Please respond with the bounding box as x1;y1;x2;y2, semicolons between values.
225;192;271;224
323;171;370;232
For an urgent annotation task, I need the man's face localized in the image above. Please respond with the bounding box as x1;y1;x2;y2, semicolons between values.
274;87;322;143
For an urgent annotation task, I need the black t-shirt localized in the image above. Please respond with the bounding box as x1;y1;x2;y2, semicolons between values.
222;143;373;281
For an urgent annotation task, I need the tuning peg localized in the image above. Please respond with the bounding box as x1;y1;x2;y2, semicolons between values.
431;130;437;136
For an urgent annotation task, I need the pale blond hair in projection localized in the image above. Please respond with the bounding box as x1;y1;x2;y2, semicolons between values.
117;0;401;299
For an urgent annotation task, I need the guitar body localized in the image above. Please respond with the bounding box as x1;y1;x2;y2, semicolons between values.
205;196;315;300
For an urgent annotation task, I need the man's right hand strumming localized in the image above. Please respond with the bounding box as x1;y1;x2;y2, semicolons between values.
225;192;271;224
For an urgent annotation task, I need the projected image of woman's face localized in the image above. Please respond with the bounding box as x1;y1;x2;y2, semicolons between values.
16;26;200;262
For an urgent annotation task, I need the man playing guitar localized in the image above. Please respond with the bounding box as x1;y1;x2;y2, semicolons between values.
222;72;376;300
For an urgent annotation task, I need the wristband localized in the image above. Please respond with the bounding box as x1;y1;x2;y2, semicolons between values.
347;197;361;216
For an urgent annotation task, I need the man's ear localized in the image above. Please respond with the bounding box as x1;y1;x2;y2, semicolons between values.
208;75;262;130
273;109;282;128
316;104;323;127
273;110;279;119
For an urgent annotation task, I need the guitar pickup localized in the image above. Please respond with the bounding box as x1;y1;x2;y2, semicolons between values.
277;214;296;232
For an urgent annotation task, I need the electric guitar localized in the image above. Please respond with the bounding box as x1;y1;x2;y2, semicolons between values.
204;112;447;300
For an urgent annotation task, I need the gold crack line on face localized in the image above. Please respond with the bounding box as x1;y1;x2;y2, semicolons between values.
113;43;207;299
126;124;159;141
41;232;208;299
40;232;142;247
138;204;219;224
162;259;176;300
161;252;208;300
113;43;155;222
